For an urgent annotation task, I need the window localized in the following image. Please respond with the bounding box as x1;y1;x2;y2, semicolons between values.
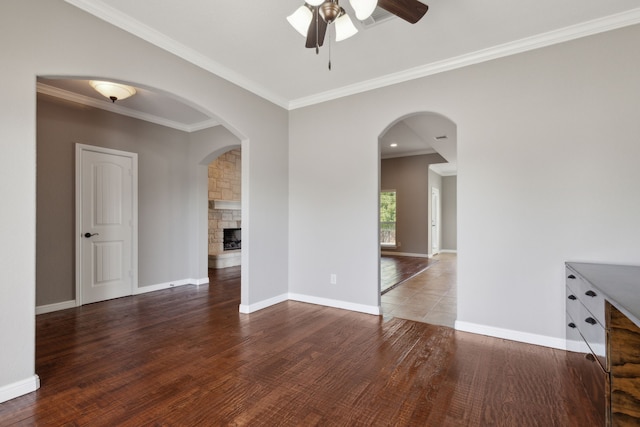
380;190;396;247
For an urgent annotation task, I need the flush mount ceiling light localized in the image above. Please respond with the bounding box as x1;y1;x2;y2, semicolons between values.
287;0;429;68
390;143;398;147
89;80;137;103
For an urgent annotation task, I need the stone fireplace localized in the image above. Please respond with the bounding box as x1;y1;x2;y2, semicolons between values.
208;149;241;269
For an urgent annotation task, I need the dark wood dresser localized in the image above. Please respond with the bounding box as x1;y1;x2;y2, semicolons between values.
566;262;640;426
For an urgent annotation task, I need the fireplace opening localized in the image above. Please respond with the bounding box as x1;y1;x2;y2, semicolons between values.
223;228;241;251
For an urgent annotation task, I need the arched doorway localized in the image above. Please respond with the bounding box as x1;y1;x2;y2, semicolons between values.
35;77;247;312
378;112;458;326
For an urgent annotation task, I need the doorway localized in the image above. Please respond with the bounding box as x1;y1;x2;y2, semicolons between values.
378;112;458;327
207;148;242;271
431;187;440;255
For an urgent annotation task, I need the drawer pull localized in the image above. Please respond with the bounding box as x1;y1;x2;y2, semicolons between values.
568;295;577;300
567;274;576;279
585;317;597;325
568;322;577;328
585;290;597;297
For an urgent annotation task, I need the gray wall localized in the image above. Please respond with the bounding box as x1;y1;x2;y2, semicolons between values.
441;175;457;251
380;153;445;256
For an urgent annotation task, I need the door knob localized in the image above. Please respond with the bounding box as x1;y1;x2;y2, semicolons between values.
84;232;99;238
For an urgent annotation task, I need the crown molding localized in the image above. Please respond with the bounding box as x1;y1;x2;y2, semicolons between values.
64;1;640;111
37;83;218;132
288;7;640;109
64;0;290;110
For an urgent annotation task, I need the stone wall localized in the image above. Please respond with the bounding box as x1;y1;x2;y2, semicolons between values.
208;149;241;256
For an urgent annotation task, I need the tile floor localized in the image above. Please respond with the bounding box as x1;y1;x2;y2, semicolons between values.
381;253;457;327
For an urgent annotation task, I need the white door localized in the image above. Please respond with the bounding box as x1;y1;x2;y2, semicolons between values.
431;187;440;255
76;144;137;305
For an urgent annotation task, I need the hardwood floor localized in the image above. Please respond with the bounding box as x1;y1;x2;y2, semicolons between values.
380;255;436;293
382;253;457;327
0;267;600;426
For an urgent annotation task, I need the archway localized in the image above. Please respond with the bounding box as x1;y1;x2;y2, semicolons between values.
35;76;249;313
377;112;458;326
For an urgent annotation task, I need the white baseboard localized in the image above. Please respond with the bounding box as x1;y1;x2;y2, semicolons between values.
0;375;40;404
288;293;381;315
134;278;194;295
36;279;208;315
36;300;77;315
455;321;566;350
238;293;381;316
440;249;458;254
380;251;430;258
193;277;209;286
239;293;289;313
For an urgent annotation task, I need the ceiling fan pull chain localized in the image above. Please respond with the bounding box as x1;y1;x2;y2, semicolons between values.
328;33;332;70
315;7;320;54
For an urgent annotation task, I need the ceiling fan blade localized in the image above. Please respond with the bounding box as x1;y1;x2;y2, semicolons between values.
305;7;328;49
378;0;428;24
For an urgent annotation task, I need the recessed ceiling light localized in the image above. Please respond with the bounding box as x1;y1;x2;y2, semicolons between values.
390;143;398;147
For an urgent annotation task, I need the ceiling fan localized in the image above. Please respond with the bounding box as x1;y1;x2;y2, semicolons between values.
287;0;429;52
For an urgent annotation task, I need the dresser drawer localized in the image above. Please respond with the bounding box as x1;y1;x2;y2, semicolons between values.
566;267;606;326
566;311;590;354
566;285;582;329
577;302;606;369
566;283;607;371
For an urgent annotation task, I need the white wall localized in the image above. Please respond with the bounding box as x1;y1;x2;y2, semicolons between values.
290;24;640;347
0;0;288;402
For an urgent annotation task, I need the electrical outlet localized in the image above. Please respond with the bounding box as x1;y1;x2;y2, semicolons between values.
330;274;337;285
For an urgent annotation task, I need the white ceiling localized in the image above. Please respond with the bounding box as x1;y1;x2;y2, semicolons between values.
64;0;640;109
44;0;640;176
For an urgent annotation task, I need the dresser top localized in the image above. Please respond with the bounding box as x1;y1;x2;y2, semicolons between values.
567;262;640;327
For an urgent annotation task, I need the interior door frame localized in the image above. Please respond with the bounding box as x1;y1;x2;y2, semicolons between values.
75;143;139;306
431;186;440;255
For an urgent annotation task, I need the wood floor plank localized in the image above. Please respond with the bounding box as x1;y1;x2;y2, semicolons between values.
380;255;437;293
0;266;601;426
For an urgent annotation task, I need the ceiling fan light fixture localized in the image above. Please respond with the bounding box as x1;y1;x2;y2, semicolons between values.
335;13;358;41
89;80;136;103
320;1;341;24
287;5;313;37
350;0;378;20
